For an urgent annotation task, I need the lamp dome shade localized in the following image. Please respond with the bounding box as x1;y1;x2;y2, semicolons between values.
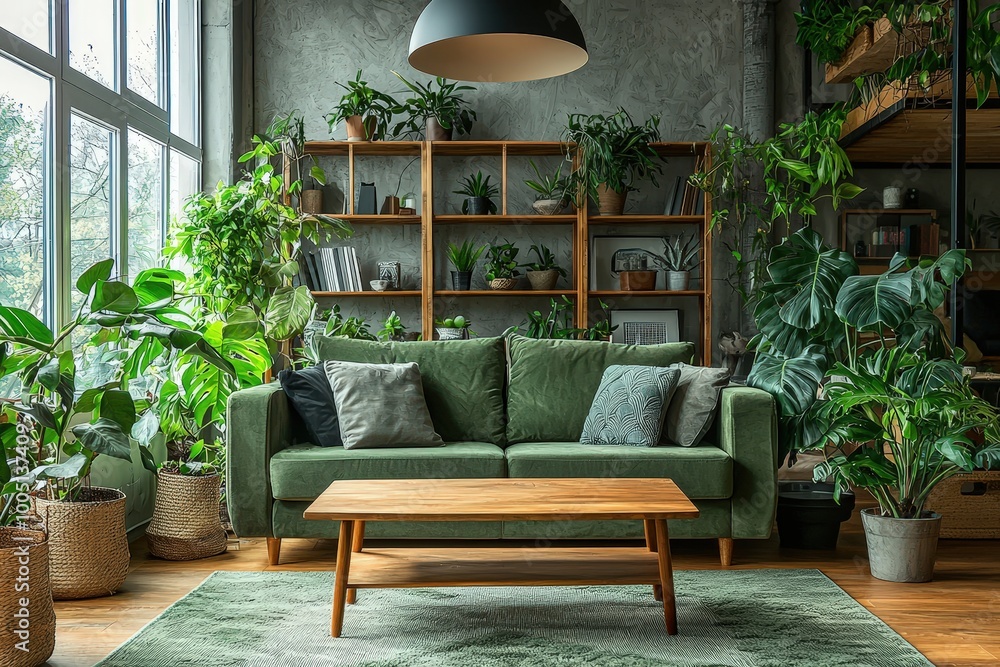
408;0;589;82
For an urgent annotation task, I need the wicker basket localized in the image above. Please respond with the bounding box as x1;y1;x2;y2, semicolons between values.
147;470;227;561
925;471;1000;539
489;278;519;291
0;528;55;667
34;487;129;600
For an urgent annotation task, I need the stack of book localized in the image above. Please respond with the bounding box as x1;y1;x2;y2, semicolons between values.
870;225;903;257
664;156;706;216
302;247;364;292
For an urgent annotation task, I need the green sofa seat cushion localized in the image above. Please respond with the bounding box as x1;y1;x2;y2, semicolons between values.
312;336;507;445
504;442;733;500
505;335;695;443
269;442;507;501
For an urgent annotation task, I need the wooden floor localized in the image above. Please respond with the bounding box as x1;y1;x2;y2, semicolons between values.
50;513;1000;667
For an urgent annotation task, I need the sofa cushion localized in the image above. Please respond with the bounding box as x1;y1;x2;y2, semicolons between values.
504;442;732;500
505;335;695;444
663;364;731;447
581;365;681;447
269;442;507;501
312;336;506;445
278;365;342;447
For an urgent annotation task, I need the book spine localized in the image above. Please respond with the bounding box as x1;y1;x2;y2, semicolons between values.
349;248;362;291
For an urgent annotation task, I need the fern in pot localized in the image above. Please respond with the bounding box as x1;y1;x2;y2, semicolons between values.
446;241;486;291
391;72;477;141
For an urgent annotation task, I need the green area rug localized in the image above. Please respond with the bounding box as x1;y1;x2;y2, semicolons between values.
97;569;930;667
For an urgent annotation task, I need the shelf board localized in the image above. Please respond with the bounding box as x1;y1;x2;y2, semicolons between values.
324;214;421;224
589;290;705;297
435;290;576;297
842;209;938;217
433;214;576;224
589;215;704;225
304;140;423;156
431;140;570;157
825;18;904;84
311;291;422;298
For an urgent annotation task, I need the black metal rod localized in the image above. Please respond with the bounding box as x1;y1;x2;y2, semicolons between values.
951;0;967;349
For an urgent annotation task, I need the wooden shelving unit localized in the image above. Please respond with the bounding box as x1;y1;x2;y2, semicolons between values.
292;140;714;365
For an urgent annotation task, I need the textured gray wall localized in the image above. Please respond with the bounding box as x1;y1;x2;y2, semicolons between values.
254;0;745;350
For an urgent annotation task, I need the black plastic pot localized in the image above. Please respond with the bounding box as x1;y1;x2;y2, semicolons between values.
451;270;472;291
777;481;856;550
465;197;491;215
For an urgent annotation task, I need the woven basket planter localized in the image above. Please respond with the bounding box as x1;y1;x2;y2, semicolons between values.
926;471;1000;539
34;486;128;600
0;528;55;667
489;278;519;291
147;470;227;561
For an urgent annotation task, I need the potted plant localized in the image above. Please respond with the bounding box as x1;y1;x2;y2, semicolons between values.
446;241;486;291
524;297;617;340
391;72;477;141
146;439;228;561
562;108;663;215
378;311;418;342
609;235;701;292
435;315;474;340
525;159;570;215
324;70;398;142
522;244;567;291
484;241;521;290
454;171;499;215
662;234;701;290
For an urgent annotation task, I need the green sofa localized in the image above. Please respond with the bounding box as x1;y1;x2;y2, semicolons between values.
226;335;778;565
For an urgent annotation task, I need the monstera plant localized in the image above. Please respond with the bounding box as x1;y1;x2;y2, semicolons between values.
747;227;969;461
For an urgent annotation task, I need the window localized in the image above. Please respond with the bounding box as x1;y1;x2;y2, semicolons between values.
128;129;165;275
0;0;52;54
69;114;116;309
68;0;118;91
169;0;199;144
126;0;163;105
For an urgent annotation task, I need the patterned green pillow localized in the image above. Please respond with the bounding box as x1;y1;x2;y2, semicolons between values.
580;365;682;447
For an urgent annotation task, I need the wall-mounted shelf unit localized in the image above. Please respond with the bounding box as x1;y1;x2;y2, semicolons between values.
290;140;714;365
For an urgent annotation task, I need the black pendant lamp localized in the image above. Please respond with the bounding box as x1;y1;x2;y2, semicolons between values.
408;0;589;83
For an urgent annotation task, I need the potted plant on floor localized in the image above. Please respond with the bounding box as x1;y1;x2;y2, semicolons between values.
324;70;398;142
562;108;663;215
435;315;473;340
522;244;567;291
455;171;499;215
484;241;521;290
391;72;477;141
662;234;701;291
525;160;570;215
446;241;486;291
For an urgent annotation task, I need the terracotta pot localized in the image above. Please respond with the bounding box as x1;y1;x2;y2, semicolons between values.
0;528;55;667
527;270;559;291
344;115;378;142
489;278;519;291
426;117;453;141
596;183;627;216
532;199;566;216
619;270;657;291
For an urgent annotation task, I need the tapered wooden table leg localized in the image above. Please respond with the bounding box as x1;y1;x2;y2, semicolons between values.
347;521;366;604
331;520;355;637
643;519;662;600
654;519;677;635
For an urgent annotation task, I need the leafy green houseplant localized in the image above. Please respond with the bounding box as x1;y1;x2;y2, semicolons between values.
523;244;567;291
324;70;398;141
609;235;701;292
435;315;473;340
484;241;521;290
526;159;570;215
523;298;617;341
391;72;477;141
454;171;499;215
446;240;486;291
378;311;415;342
562;108;663;215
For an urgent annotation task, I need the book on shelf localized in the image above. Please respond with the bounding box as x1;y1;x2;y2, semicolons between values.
311;247;363;292
678;155;706;216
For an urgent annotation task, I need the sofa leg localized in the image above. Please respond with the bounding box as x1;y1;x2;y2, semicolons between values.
718;538;733;567
267;538;282;566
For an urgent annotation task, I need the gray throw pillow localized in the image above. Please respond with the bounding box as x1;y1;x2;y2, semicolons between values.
323;360;445;450
580;365;681;447
663;364;731;447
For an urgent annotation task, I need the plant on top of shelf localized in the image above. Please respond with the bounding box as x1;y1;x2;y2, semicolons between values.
523;297;617;341
522;244;567;291
455;171;499;215
610;234;701;292
435;315;474;340
484;241;521;290
390;72;477;141
525;159;571;215
378;311;416;342
319;305;377;342
446;240;487;291
661;234;701;291
324;70;399;142
562;108;663;216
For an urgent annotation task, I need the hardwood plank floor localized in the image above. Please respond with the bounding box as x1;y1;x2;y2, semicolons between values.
50;513;1000;667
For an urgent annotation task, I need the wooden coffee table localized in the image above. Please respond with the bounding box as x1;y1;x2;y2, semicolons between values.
303;477;699;638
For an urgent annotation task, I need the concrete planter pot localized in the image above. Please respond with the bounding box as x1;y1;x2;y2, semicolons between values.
667;270;691;291
861;508;942;583
425;117;453;141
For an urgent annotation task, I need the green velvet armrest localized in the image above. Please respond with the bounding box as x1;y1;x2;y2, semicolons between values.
226;383;294;538
717;386;778;539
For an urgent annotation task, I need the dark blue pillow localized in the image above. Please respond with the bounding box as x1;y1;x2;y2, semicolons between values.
278;363;342;447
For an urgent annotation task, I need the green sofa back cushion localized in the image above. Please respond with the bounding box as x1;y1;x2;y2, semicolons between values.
312;336;507;445
505;335;695;444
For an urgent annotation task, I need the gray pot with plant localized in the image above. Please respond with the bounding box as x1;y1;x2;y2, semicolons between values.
609;234;701;292
662;234;701;291
435;316;473;340
562;108;663;216
324;70;398;142
446;241;486;291
523;244;567;291
484;241;521;290
392;72;477;141
455;171;499;216
526;159;570;215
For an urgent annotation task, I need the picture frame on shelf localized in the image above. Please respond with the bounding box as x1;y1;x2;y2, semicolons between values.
610;309;681;345
591;236;666;291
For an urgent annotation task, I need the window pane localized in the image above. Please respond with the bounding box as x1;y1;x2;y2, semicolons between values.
169;148;199;226
70;113;116;312
128;129;164;277
169;0;198;144
126;0;163;105
69;0;117;90
0;56;51;319
0;0;52;53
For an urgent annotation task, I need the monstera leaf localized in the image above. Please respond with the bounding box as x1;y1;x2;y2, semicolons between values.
264;285;313;341
765;228;857;330
835;269;913;331
747;345;828;417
